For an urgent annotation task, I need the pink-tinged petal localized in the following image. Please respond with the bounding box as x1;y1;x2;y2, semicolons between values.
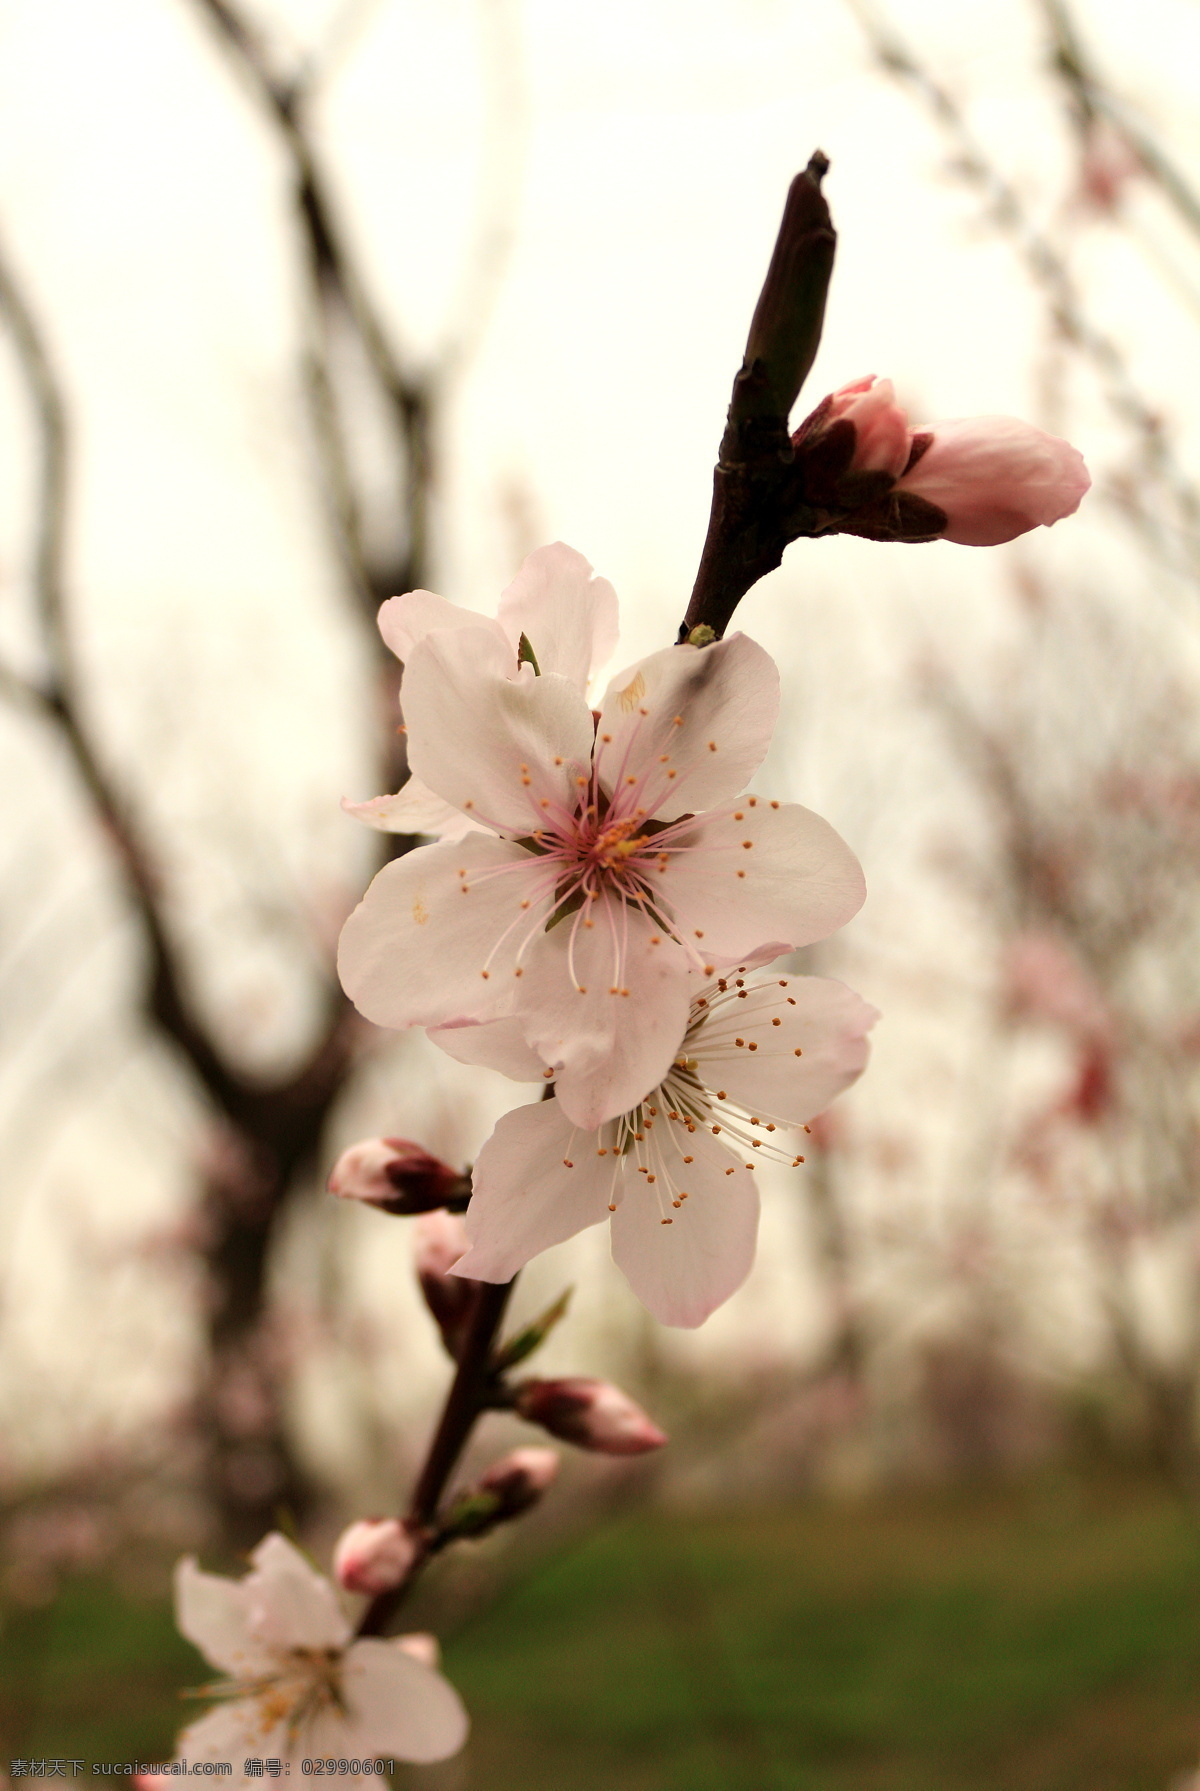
175;1703;288;1767
453;1098;615;1282
173;1557;272;1679
244;1533;351;1653
342;1640;469;1761
610;1127;759;1327
378;589;509;663
693;975;877;1121
595;635;780;819
654;801;865;958
898;416;1090;546
496;542;620;692
429;1015;546;1081
341;778;488;840
517;909;692;1128
401;626;594;834
822;375;910;477
338;836;547;1031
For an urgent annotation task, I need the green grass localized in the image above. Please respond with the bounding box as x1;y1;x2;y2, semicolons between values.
5;1473;1200;1789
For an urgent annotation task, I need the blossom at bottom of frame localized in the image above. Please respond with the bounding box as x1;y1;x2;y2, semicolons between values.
169;1533;466;1780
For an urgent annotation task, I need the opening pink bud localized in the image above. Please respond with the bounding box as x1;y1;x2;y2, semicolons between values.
327;1137;467;1214
896;416;1090;546
415;1209;470;1280
333;1517;419;1596
822;375;911;478
480;1445;561;1506
515;1377;668;1456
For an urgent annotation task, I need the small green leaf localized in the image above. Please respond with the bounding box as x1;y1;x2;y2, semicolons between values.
687;624;717;648
494;1287;574;1372
517;632;541;675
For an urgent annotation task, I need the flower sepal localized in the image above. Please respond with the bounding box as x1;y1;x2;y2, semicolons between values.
491;1286;573;1373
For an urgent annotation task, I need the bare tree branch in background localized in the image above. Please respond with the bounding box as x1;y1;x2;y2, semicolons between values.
0;214;361;1545
0;0;524;1551
1040;0;1200;243
844;0;1200;583
190;0;523;665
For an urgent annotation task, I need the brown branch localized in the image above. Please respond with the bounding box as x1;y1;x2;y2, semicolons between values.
680;154;837;642
0;237;69;699
356;1275;517;1637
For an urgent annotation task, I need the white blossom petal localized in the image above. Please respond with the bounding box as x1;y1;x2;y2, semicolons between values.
654;801;865;957
244;1533;351;1653
378;589;509;663
693;975;877;1120
401;626;594;834
429;1015;546;1081
610;1126;759;1327
496;542;620;692
454;1098;616;1282
338;836;548;1030
342;1638;470;1760
173;1557;273;1680
341;778;488;840
517;910;692;1128
595;635;779;819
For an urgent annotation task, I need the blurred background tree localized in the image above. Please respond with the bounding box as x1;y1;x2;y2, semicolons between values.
3;0;1200;1774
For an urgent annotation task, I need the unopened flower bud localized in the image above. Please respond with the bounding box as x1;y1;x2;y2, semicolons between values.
478;1446;560;1517
792;377;1089;548
333;1517;420;1596
796;375;910;482
441;1446;559;1541
515;1377;667;1455
327;1138;469;1214
415;1210;478;1358
416;1209;470;1279
741;153;836;419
